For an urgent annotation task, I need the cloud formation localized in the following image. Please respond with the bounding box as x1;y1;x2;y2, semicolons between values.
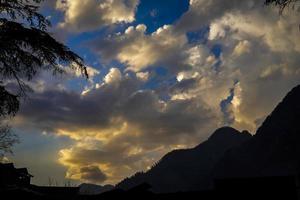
56;0;139;32
63;164;107;184
175;0;261;33
14;0;300;184
15;68;218;184
89;24;188;72
205;6;300;130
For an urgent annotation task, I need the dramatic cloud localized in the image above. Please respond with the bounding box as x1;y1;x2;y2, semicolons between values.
172;0;300;131
15;69;218;183
175;0;261;33
80;166;107;183
62;164;107;184
208;9;300;131
56;0;139;32
89;24;188;72
13;0;300;185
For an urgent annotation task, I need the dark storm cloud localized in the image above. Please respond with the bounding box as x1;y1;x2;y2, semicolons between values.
80;165;107;183
16;0;300;185
16;71;217;143
17;73;141;132
15;69;218;183
170;78;198;94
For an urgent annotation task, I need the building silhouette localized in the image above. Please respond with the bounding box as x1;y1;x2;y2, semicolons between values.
0;163;33;186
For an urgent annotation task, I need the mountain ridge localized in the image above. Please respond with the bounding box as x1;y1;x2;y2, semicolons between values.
213;84;300;179
117;127;252;193
116;85;300;193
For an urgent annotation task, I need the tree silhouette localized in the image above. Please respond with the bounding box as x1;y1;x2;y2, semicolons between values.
265;0;300;13
0;0;88;155
0;124;19;157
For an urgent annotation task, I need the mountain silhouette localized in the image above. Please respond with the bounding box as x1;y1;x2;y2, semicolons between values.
117;85;300;193
79;183;114;195
214;85;300;179
117;127;252;193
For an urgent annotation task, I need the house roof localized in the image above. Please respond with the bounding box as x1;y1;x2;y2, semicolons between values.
0;163;33;177
0;163;15;169
16;168;33;177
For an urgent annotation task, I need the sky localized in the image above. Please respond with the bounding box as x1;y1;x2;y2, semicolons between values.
5;0;300;186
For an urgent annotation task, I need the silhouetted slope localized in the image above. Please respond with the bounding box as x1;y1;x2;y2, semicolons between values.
118;85;300;193
117;127;251;193
214;85;300;179
79;183;114;195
